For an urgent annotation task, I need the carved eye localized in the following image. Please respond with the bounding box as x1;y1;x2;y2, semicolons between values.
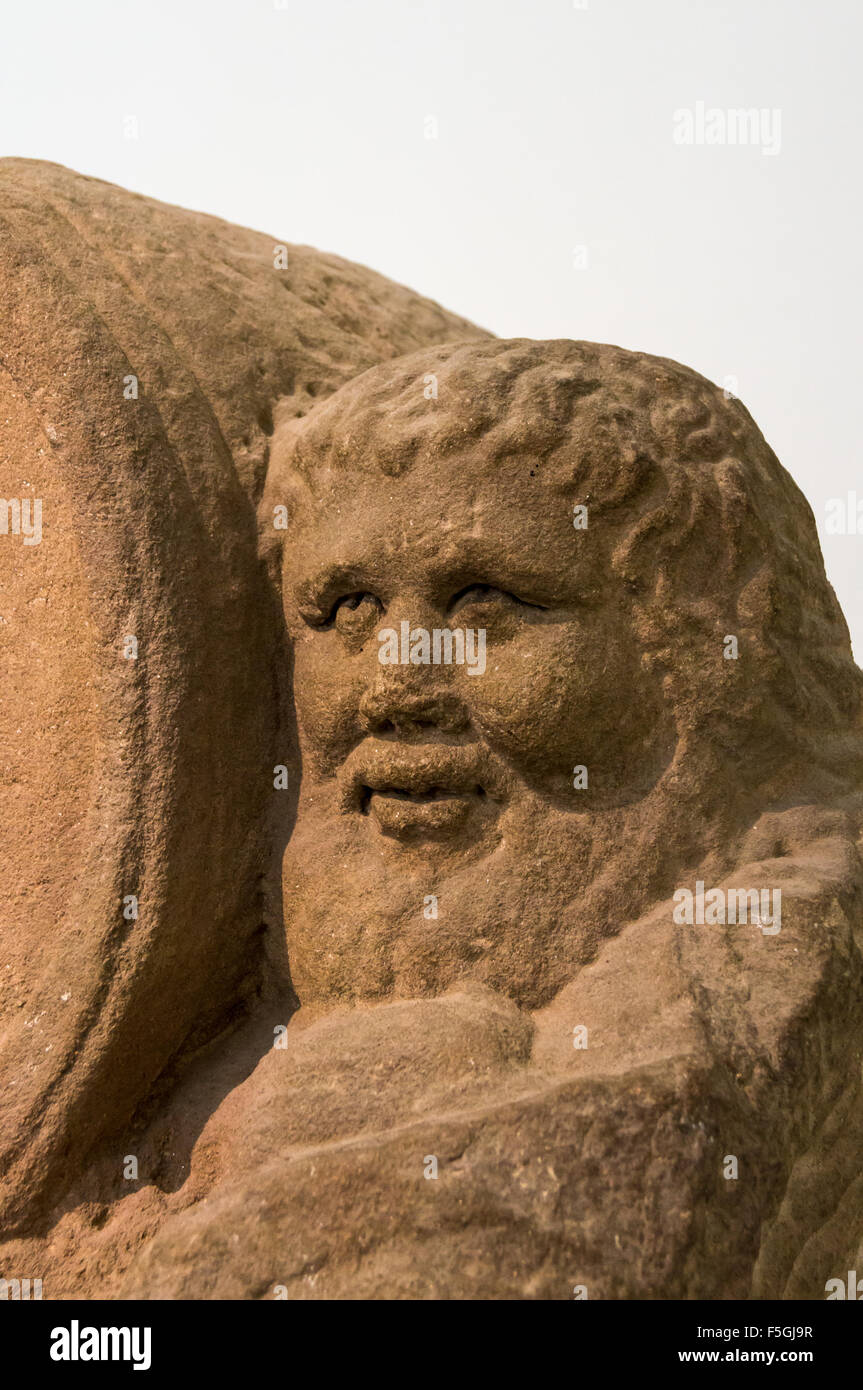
448;584;547;615
330;592;382;635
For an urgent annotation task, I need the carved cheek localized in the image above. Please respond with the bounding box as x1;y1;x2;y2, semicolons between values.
293;639;370;764
465;619;651;782
463;625;587;771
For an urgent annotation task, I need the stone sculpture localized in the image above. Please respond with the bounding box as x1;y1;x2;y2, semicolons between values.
2;165;862;1300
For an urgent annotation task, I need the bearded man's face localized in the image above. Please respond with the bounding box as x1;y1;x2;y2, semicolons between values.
280;443;672;1006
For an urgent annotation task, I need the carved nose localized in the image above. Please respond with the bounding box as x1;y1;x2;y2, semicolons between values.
359;681;469;736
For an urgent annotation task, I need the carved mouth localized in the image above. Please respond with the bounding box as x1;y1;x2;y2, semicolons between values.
341;745;498;841
359;782;486;809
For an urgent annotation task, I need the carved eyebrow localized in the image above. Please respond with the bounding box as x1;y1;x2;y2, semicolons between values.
293;563;379;614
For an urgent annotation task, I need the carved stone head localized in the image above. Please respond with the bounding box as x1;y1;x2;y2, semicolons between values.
268;338;863;1009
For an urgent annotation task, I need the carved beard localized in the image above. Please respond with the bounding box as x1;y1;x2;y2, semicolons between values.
281;757;674;1011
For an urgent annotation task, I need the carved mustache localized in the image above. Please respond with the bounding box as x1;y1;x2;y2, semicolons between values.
338;738;509;812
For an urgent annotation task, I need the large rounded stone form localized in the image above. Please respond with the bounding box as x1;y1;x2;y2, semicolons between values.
0;159;488;1227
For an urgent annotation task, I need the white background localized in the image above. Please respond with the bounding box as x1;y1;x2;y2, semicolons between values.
2;0;860;654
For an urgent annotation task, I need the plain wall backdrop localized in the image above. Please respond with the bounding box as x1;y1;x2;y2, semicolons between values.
2;0;860;654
